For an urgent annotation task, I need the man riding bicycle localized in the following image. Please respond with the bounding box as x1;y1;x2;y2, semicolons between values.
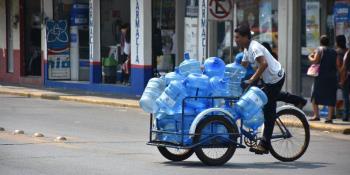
234;24;285;154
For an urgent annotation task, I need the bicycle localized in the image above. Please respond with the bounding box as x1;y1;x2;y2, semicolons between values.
147;92;310;166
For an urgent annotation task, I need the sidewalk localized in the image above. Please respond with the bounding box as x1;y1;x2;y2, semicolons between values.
0;83;349;134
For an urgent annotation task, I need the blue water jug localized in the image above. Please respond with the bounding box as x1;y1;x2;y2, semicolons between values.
203;57;226;78
164;67;185;85
209;76;230;107
156;113;194;145
184;73;209;109
236;87;267;129
179;53;202;76
225;62;247;97
139;77;166;113
243;109;265;131
156;80;188;115
156;112;179;143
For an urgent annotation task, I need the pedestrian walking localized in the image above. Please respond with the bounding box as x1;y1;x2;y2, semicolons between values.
339;49;350;121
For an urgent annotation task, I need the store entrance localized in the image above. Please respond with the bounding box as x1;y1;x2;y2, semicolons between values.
100;0;130;85
23;0;41;76
152;0;176;76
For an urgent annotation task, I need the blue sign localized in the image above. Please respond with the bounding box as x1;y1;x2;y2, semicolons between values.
46;20;70;79
70;3;89;26
46;20;69;52
334;2;350;23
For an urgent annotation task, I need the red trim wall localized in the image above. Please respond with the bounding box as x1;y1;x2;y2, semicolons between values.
0;0;43;87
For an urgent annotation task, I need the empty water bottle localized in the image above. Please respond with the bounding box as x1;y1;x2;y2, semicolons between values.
179;53;202;76
243;109;265;131
164;67;185;85
156;80;188;115
184;73;209;110
156;112;179;143
139;77;166;113
203;57;226;78
209;76;230;107
236;87;267;129
225;62;247;97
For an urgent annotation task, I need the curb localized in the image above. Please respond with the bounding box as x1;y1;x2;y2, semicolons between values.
0;89;140;109
283;120;350;135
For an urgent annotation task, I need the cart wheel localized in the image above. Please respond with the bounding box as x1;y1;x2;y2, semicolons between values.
157;147;194;161
193;116;238;166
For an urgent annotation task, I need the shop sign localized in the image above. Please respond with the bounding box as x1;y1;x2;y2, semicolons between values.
208;0;233;21
186;0;199;17
135;0;140;64
46;20;70;79
198;0;207;63
70;3;89;26
334;2;350;23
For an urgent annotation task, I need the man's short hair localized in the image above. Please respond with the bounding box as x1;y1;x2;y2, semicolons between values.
320;35;329;46
234;24;252;40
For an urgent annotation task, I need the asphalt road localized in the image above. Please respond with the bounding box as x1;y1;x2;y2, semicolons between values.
1;94;350;175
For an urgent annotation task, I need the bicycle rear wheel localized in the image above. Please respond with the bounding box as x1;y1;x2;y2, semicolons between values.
269;108;310;162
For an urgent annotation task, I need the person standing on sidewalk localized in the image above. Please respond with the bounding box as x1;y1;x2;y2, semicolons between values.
340;48;350;121
234;24;285;154
308;35;338;123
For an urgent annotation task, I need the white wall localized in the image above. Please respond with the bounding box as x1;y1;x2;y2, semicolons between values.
0;0;20;50
0;0;6;49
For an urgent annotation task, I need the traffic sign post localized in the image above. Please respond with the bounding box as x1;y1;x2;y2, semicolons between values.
208;0;233;21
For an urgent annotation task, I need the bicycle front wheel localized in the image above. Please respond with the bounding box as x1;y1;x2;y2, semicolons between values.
269;108;310;162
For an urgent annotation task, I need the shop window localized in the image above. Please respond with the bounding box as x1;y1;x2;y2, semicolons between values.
100;0;130;85
24;0;41;76
51;0;89;81
236;0;279;58
152;0;176;76
300;0;346;97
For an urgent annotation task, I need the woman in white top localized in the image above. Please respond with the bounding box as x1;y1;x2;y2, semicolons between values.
234;24;285;154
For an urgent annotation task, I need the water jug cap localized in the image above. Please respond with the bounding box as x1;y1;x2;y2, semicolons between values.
174;66;179;73
184;52;190;60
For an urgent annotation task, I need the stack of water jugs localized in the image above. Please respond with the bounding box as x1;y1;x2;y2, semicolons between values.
139;53;268;145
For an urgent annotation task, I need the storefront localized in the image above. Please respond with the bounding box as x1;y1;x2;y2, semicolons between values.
43;0;149;96
300;0;350;97
0;0;43;86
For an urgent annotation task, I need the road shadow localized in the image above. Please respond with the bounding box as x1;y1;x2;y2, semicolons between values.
160;160;330;170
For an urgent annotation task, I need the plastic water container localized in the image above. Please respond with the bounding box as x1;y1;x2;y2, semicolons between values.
156;112;179;143
184;73;209;109
209;76;230;107
156;113;194;145
156;80;188;115
139;77;166;113
164;67;185;85
225;62;247;97
243;109;265;131
203;57;226;78
178;53;202;76
236;87;267;129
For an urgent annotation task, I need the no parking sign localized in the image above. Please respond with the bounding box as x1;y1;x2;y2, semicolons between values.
208;0;233;21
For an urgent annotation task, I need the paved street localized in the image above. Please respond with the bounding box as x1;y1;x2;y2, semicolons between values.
1;94;350;175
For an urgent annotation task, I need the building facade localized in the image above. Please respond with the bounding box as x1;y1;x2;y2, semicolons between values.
0;0;349;97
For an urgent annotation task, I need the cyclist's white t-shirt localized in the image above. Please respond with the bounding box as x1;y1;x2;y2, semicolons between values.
242;40;284;84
